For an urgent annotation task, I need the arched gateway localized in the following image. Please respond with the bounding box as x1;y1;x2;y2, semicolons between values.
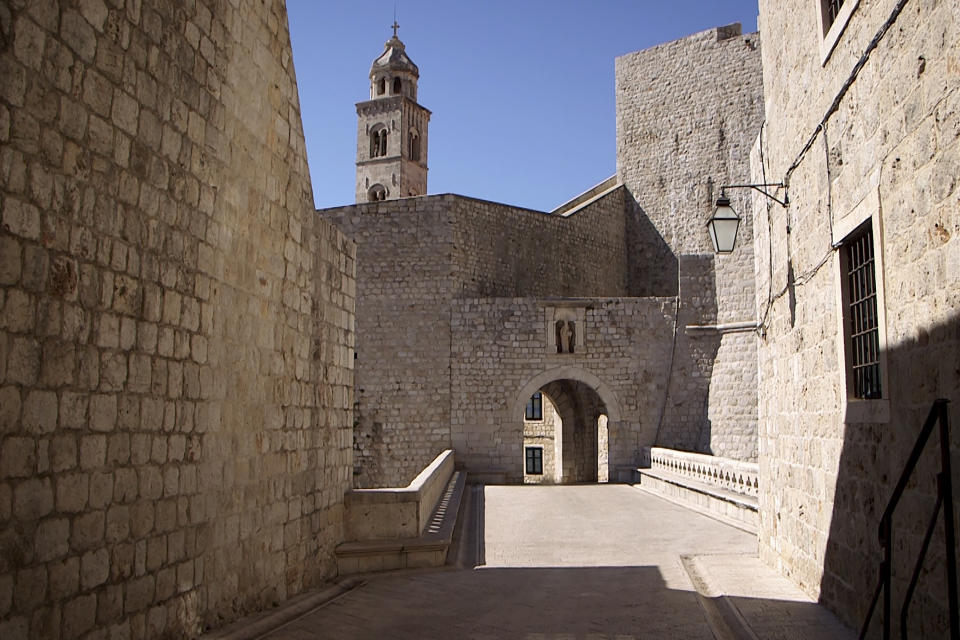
510;367;622;484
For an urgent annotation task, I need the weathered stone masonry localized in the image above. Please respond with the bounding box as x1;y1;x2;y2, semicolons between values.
451;297;676;483
326;25;766;488
754;0;960;636
616;25;764;461
323;189;635;487
0;1;354;638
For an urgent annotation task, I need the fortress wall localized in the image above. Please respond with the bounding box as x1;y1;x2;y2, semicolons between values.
322;198;454;488
323;190;633;488
754;0;960;634
615;25;764;460
0;1;354;637
450;297;676;482
451;188;631;298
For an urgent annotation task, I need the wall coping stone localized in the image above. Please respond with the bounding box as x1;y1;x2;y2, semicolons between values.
344;449;455;540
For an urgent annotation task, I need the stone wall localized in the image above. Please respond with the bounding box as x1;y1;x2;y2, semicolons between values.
0;1;355;637
322;197;454;488
451;189;631;298
450;297;676;483
322;191;636;487
754;0;959;635
615;24;764;461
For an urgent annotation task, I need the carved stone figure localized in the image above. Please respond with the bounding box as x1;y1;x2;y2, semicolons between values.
556;320;576;353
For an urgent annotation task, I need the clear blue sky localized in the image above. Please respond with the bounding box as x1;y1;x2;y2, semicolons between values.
287;1;759;211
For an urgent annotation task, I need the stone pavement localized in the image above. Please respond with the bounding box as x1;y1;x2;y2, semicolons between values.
207;485;854;639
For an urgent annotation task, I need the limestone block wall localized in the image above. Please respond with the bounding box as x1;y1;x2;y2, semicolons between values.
323;197;454;488
0;1;354;638
450;298;676;483
322;191;635;488
754;0;960;635
451;188;631;298
615;24;764;461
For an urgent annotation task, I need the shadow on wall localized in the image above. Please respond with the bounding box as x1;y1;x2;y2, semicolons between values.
624;193;723;456
821;313;960;638
626;200;678;297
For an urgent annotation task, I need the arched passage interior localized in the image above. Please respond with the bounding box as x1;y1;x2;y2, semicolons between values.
512;368;621;484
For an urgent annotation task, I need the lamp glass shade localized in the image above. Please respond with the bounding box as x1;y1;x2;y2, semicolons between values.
707;198;741;253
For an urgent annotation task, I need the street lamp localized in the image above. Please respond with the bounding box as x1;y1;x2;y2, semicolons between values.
707;195;740;253
707;183;788;254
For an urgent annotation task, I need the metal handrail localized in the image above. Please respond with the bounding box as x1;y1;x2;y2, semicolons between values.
858;399;958;639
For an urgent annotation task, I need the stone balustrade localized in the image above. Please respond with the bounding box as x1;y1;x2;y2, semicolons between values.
646;447;759;497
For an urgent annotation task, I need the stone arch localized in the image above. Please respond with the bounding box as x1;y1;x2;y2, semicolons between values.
369;124;387;158
509;366;621;425
509;367;621;484
408;128;420;162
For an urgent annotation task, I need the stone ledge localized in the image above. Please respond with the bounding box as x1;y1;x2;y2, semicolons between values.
635;468;758;534
344;449;455;540
336;470;466;575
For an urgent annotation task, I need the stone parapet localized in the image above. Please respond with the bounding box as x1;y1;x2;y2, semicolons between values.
343;449;455;541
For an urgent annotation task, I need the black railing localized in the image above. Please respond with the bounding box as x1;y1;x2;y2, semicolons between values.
859;399;958;640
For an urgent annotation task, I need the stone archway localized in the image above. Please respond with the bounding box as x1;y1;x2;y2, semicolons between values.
510;367;622;484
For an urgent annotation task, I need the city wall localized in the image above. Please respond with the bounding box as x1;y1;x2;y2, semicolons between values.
0;1;354;637
615;24;764;461
450;297;676;483
323;190;637;487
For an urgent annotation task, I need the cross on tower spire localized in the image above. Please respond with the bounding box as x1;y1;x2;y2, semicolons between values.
392;20;399;38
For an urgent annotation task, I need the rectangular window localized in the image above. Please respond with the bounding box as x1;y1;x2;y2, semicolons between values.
822;0;845;30
843;223;882;399
525;392;543;421
818;0;859;65
525;447;543;475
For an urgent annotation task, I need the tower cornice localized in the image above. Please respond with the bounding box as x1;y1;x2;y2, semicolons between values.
356;96;432;117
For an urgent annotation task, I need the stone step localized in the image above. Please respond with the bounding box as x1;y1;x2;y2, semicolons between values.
634;468;758;534
336;470;467;575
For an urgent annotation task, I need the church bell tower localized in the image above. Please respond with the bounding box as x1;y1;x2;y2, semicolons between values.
355;23;431;203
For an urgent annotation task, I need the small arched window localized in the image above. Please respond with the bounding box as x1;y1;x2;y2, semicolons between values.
393;77;402;94
377;78;386;95
408;130;420;162
369;126;388;158
368;184;387;202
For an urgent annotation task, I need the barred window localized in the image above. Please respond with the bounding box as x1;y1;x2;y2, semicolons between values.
844;223;882;399
525;392;543;421
823;0;846;30
525;447;543;475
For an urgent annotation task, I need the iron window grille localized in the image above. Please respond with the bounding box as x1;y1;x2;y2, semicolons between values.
824;0;846;29
525;447;543;475
844;223;882;399
525;392;543;421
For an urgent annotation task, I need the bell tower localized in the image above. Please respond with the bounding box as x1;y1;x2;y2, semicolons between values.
355;23;431;203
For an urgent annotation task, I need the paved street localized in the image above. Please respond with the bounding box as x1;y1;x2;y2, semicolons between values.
213;485;854;639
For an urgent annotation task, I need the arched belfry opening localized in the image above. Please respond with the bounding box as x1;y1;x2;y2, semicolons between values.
513;369;619;484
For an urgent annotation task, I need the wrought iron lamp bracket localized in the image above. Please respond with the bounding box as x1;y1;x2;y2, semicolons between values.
719;182;789;208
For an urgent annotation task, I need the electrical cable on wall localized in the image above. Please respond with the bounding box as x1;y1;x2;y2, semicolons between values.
756;0;914;336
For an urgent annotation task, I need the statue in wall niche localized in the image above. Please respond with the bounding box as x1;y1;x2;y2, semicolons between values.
556;320;576;354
